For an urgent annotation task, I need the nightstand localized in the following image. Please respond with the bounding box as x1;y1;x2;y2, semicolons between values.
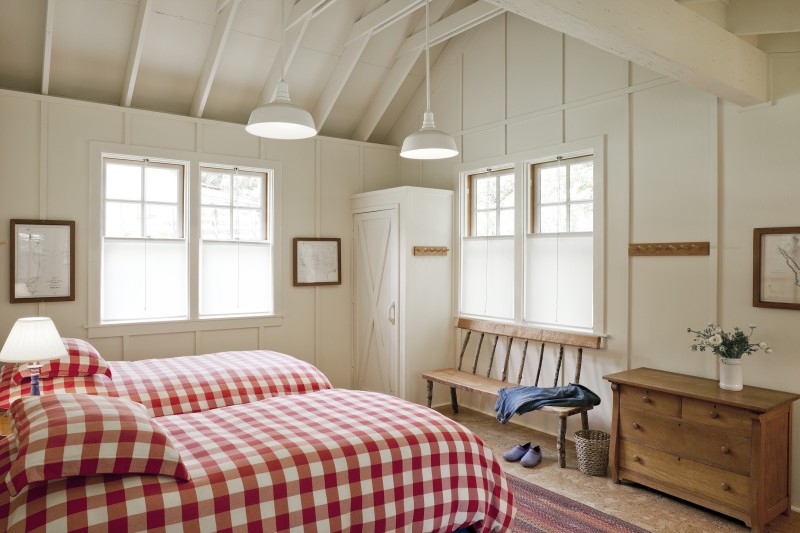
0;409;11;436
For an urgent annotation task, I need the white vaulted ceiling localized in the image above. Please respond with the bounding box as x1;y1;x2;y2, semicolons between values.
0;0;795;145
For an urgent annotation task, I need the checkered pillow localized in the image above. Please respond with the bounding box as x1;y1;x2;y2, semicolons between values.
5;393;190;496
12;338;112;384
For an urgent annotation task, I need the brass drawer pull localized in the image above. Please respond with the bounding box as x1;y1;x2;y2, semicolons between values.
721;483;730;491
633;455;641;462
642;396;651;403
632;422;640;430
721;446;730;455
710;411;719;419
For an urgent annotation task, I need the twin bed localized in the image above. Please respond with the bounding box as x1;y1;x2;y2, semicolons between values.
0;341;514;532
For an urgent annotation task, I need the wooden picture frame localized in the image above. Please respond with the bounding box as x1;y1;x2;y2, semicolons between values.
753;226;800;310
10;219;76;303
293;237;341;286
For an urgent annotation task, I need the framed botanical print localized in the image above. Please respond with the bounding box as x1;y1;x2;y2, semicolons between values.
10;219;76;303
753;226;800;310
293;237;341;286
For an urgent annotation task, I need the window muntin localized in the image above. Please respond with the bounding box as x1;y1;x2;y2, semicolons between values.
468;169;515;237
532;156;593;234
200;167;267;241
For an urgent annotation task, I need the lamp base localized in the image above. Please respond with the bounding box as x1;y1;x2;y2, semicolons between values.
28;363;42;396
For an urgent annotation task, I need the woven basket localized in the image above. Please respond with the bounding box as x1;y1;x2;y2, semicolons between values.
574;429;610;476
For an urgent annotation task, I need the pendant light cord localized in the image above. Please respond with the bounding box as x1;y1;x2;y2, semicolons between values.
425;0;431;113
280;0;286;81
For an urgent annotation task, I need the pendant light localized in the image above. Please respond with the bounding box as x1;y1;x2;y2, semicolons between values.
246;0;317;140
400;0;458;160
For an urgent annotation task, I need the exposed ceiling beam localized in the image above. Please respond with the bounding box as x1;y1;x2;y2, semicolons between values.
120;0;154;107
190;0;241;118
285;0;331;31
216;0;233;12
314;0;429;132
354;0;455;142
41;0;56;95
396;2;505;57
485;0;769;107
727;0;800;35
255;11;313;106
345;0;422;46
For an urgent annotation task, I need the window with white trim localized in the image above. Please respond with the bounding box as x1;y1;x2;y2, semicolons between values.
458;146;603;333
100;154;274;324
199;166;272;317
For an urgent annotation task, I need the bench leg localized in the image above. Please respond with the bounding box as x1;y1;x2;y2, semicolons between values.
557;416;567;468
580;411;589;430
426;380;433;408
450;387;459;413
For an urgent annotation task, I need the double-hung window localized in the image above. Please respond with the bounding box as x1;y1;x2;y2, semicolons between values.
200;166;272;316
96;148;277;327
458;143;603;333
102;157;187;322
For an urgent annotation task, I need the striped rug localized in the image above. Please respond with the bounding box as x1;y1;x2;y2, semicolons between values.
507;474;649;532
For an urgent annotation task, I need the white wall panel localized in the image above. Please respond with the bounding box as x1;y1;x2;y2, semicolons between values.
462;126;505;162
131;114;196;152
462;16;506;130
363;146;398;192
199;328;259;354
506;112;562;154
128;332;195;360
507;15;562;118
201;122;261;159
564;36;627;103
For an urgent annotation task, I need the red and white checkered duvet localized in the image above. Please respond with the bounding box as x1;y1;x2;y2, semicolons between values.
1;350;332;416
0;389;514;532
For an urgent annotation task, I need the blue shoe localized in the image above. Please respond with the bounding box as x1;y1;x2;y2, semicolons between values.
520;445;542;467
502;442;531;462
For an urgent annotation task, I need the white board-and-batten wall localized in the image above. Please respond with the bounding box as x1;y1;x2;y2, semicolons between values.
388;13;800;510
0;88;398;391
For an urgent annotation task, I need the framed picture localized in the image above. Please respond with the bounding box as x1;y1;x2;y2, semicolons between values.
293;237;341;286
10;219;76;303
753;226;800;310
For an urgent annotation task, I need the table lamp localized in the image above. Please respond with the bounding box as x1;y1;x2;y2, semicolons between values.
0;317;68;396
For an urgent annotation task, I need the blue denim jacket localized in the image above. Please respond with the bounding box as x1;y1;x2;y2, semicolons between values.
494;383;601;424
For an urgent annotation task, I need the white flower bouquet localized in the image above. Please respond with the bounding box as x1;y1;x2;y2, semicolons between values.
688;323;772;359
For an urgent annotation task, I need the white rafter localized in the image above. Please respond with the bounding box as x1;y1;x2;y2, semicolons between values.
485;0;768;106
726;0;800;35
120;0;154;107
396;2;504;57
41;0;56;95
285;0;331;31
190;0;241;118
313;0;428;132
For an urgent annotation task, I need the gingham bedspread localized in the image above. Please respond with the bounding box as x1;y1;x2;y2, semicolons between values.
0;389;514;532
1;350;332;416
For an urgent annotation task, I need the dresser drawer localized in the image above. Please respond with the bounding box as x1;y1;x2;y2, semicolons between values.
619;440;749;511
619;385;679;417
619;408;751;475
682;398;753;435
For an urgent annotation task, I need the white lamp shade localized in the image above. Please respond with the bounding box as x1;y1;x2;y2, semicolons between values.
0;317;67;363
400;110;458;160
246;81;317;140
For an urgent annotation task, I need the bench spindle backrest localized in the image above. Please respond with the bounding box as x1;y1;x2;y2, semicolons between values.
455;318;601;387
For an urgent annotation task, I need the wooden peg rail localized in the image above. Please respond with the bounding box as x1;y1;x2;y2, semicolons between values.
413;246;449;256
628;241;710;256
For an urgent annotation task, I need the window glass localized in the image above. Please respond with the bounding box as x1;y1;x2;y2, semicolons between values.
201;171;231;206
105;202;142;238
106;163;142;201
145;167;180;203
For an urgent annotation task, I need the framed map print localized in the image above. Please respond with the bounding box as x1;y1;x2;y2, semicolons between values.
10;219;75;303
293;237;341;286
753;226;800;310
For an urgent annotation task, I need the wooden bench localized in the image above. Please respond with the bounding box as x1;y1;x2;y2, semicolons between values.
422;318;602;468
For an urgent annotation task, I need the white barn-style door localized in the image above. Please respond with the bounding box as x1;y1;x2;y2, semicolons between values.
352;208;398;396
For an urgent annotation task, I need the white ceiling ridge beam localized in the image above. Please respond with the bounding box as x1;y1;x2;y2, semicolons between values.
726;0;800;36
285;0;336;31
346;0;423;46
395;2;504;57
353;0;454;142
312;33;372;131
190;0;242;118
486;0;768;107
41;0;56;95
255;10;314;106
121;0;154;107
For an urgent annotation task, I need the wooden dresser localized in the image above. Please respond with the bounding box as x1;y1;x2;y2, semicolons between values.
604;368;800;532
